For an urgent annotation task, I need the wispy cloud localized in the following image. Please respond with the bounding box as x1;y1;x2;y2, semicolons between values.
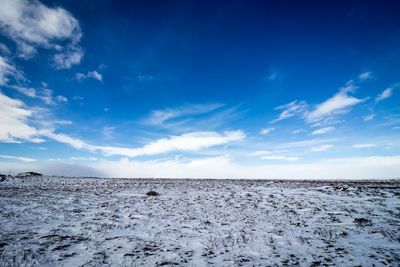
11;84;67;105
265;67;284;82
305;83;365;123
76;70;103;82
96;131;246;157
270;100;308;123
363;114;375;121
0;55;25;86
358;71;372;81
0;154;36;162
311;144;333;152
268;72;278;81
277;138;336;149
352;143;376;148
248;150;272;156
11;85;36;97
292;129;305;134
261;155;300;161
101;126;115;140
271;80;366;125
69;156;98;161
142;103;243;133
375;87;394;102
311;126;335;135
1;92;246;158
53;48;83;69
40;130;88;150
56;95;68;103
0;42;10;55
0;92;44;143
43;130;246;158
136;74;156;82
0;92;72;144
260;127;275;135
144;103;224;126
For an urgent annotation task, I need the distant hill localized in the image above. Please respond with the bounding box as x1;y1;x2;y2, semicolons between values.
16;172;43;178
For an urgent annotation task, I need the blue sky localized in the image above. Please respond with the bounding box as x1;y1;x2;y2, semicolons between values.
0;0;399;178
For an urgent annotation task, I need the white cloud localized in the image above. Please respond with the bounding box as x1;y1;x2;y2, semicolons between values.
144;104;243;134
92;131;246;157
260;127;275;135
30;106;73;130
0;92;44;143
1;155;400;179
292;128;305;134
352;143;376;148
311;144;333;152
306;84;365;122
76;70;103;82
375;87;393;102
0;154;36;162
270;101;308;123
11;85;36;97
56;95;68;103
0;93;244;157
0;55;25;86
38;87;54;105
69;156;98;161
0;0;81;46
90;155;400;179
53;47;83;69
363;114;375;121
309;117;343;129
40;130;90;150
0;0;82;67
311;126;335;135
261;155;300;161
143;103;224;126
11;84;67;105
248;150;271;156
358;71;372;81
277;138;336;149
41;130;246;158
0;42;10;55
272;81;366;124
102;126;115;140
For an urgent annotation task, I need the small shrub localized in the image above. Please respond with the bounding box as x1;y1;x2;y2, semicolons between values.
353;217;372;226
146;191;160;196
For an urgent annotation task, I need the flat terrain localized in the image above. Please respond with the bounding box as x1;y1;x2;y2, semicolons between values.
0;176;399;266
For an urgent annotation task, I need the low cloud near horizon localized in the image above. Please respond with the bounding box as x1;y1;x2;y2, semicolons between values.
1;155;399;180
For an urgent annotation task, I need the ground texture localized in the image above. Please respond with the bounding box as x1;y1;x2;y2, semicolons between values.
0;176;399;266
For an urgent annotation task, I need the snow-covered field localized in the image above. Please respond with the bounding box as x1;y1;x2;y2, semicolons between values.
0;176;399;266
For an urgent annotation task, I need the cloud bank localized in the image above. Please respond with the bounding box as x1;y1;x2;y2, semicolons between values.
1;155;399;180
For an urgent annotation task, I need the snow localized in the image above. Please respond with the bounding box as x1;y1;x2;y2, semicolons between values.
0;176;399;266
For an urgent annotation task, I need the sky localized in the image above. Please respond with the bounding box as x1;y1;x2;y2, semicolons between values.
0;0;399;179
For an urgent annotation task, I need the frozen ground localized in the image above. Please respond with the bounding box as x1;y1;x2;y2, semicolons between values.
0;176;399;266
